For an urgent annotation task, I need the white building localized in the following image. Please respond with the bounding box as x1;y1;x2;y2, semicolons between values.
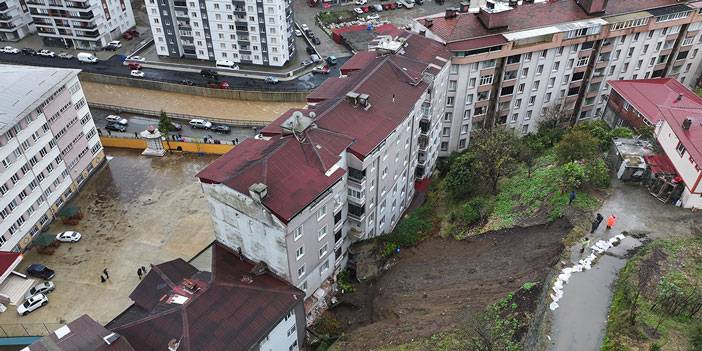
0;0;34;41
0;65;104;252
145;0;294;66
27;0;135;50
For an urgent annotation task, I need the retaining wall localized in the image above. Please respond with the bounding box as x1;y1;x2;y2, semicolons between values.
100;137;234;155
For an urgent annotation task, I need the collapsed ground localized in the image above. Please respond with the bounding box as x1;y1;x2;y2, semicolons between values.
325;219;570;350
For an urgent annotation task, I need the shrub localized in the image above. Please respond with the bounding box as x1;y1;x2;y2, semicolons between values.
463;197;493;225
558;162;587;191
555;129;600;163
314;314;342;337
692;324;702;351
337;270;355;293
586;159;610;188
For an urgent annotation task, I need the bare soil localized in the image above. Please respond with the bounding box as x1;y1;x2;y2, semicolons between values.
329;219;571;350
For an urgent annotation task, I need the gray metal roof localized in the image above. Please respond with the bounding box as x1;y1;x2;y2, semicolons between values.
0;65;80;135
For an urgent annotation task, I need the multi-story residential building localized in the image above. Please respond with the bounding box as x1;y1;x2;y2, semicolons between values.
604;78;702;209
26;0;135;50
0;65;104;252
196;33;449;313
145;0;294;66
413;0;702;155
0;0;34;41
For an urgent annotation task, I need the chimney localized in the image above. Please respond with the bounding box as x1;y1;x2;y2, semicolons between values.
682;118;692;130
248;183;268;203
459;1;470;12
676;94;683;102
345;91;360;105
576;0;608;15
358;94;370;109
477;0;512;29
424;18;433;27
103;333;121;345
444;8;457;19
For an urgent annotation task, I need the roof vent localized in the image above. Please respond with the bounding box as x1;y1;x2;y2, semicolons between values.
249;183;268;203
459;1;470;12
280;111;314;136
346;91;360;105
168;338;181;351
103;333;121;345
676;94;683;102
358;94;371;109
682;118;692;130
425;18;433;27
576;0;608;15
477;0;512;29
444;8;458;18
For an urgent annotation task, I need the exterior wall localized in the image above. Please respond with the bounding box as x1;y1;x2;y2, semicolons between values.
420;61;449;174
420;4;702;154
200;182;290;278
0;72;103;252
146;0;293;66
258;307;301;351
0;0;34;41
654;120;702;208
602;90;653;129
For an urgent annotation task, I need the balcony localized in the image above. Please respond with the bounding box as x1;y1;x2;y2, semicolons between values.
419;120;430;135
418;135;429;151
348;204;365;223
347;167;366;187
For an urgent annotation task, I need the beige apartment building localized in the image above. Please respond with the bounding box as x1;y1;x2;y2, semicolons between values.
414;0;702;155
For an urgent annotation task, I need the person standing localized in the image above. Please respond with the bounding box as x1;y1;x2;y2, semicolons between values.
606;215;617;230
137;267;143;279
103;268;109;280
568;190;577;205
591;213;604;233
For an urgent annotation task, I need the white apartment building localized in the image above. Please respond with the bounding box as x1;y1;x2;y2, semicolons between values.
197;33;450;314
0;0;34;41
0;65;104;252
146;0;294;66
27;0;135;50
414;0;702;155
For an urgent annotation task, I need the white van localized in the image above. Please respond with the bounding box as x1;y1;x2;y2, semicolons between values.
189;119;212;129
215;60;239;70
77;52;98;63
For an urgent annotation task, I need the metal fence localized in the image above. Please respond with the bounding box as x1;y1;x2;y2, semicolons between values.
0;323;64;337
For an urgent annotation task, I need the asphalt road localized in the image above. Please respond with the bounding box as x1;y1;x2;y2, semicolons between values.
90;108;256;144
0;51;348;91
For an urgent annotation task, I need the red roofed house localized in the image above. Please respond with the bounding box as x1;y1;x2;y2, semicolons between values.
197;32;450;317
605;78;702;209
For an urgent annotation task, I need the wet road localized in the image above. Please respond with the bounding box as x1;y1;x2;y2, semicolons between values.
0;52;348;91
546;180;701;350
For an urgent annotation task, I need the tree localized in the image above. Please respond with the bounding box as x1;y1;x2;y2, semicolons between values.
555;129;600;164
443;152;481;199
469;128;520;194
158;110;176;136
517;139;538;178
558;162;587;191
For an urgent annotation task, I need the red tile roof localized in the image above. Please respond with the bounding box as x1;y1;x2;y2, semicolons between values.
0;252;21;284
29;315;135;351
108;242;304;351
610;78;702;167
419;0;681;44
645;153;677;175
446;34;508;52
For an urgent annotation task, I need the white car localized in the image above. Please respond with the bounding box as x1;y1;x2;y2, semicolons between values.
37;49;55;57
108;40;122;48
353;7;364;14
25;282;55;300
106;115;128;125
189;119;212;129
1;46;19;54
366;14;380;20
300;23;309;32
56;231;81;243
17;293;48;316
128;55;146;62
355;0;367;4
294;29;302;37
130;70;144;78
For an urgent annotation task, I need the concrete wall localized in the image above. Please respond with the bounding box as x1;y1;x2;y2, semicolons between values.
655;121;702;205
79;73;308;103
99;137;235;154
258;308;300;351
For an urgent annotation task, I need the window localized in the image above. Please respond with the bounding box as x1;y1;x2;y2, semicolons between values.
448;80;457;91
465;94;474;105
540;49;547;58
518;83;525;93
532;81;540;91
537;64;544;74
545;92;552;103
289;341;298;351
656;11;690;23
447;97;454;106
525;110;532;120
450;64;459;74
440;142;448;151
627;47;635;57
548;77;556;88
317;206;326;220
479;75;493;85
524;52;532;61
521;68;529;77
514;99;522;109
469;78;476;87
676;142;686;156
319;243;328;258
318;226;327;240
296;246;304;260
610;17;649;31
442;127;450;136
552;61;560;71
320;259;329;274
297;265;305;278
444;112;453;121
576;56;589;67
287;325;296;337
529;96;536;105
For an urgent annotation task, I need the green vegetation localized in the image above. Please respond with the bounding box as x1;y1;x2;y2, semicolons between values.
379;202;435;258
602;237;702;351
337;270;355;294
317;10;355;25
158;110;176;135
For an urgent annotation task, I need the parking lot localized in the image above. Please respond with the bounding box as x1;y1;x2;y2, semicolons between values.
0;149;217;326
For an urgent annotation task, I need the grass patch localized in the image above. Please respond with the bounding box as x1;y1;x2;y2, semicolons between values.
317;10;356;25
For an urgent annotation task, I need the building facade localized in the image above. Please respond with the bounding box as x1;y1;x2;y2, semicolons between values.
26;0;135;50
0;65;104;252
197;33;449;315
414;0;702;155
0;0;34;41
145;0;294;66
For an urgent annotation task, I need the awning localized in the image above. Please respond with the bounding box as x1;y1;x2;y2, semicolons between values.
0;253;22;286
603;11;651;23
645;154;677;175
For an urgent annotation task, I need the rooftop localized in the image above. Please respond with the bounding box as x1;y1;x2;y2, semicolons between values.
610;78;702;167
107;242;304;351
0;65;79;135
418;0;684;46
27;315;135;351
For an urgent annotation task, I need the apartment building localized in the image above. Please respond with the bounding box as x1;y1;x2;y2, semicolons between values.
26;0;135;50
0;65;104;252
414;0;702;155
196;33;449;312
0;0;34;41
145;0;294;66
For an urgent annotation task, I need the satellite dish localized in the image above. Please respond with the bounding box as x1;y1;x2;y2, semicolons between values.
309;112;317;119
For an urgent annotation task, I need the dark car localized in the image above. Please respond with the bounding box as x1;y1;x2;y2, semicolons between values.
26;264;55;280
326;56;337;65
211;125;231;134
22;48;36;55
180;79;195;86
127;63;141;70
200;69;218;79
311;36;321;45
306;46;315;55
105;122;127;132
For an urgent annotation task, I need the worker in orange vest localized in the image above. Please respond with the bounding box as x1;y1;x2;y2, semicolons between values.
606;215;617;230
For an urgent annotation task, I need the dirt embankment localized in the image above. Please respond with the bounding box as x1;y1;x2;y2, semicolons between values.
329;219;572;350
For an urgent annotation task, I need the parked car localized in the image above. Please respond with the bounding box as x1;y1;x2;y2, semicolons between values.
189;119;212;129
17;293;48;316
216;60;239;70
26;264;55;280
264;76;279;84
56;231;81;243
353;7;364;14
105;122;127;132
25;282;55;300
326;56;337;65
126;28;139;37
130;70;145;78
294;29;302;37
300;23;309;31
301;58;313;66
311;54;322;63
37;49;55;57
207;81;230;89
372;4;383;11
108;40;122;48
128;63;142;70
366;14;380;20
306;46;315;55
311;36;321;45
169;121;182;131
312;64;330;74
1;46;19;54
180;79;195;86
362;5;370;12
200;69;218;79
355;0;367;4
122;32;134;40
415;0;424;5
211;125;231;134
128;55;146;62
21;48;36;55
57;52;73;59
105;115;128;125
77;52;98;63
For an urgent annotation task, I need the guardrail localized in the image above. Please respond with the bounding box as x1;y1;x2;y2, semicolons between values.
0;323;63;337
88;102;269;128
